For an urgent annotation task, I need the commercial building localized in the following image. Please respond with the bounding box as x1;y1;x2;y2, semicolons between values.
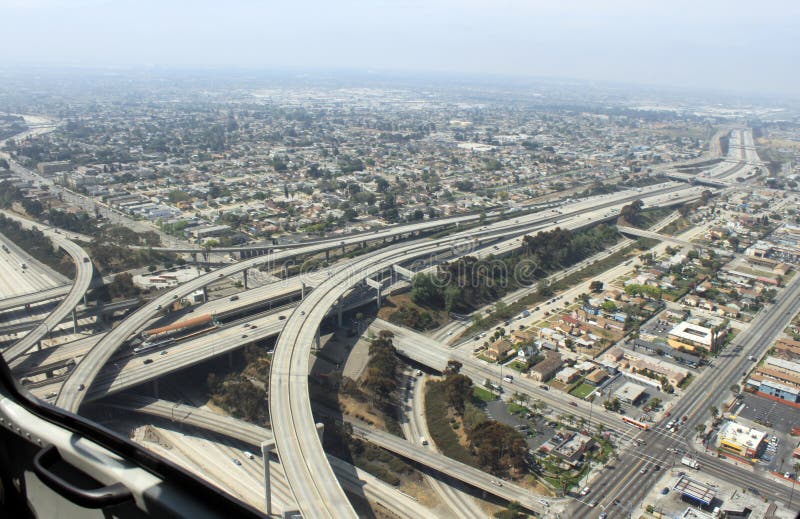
717;421;765;458
668;321;725;353
619;348;689;387
37;160;70;175
745;378;800;405
190;224;232;241
613;381;648;405
673;474;716;509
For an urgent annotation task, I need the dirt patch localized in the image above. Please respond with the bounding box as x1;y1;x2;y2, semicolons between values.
338;393;387;429
399;478;440;509
378;292;449;327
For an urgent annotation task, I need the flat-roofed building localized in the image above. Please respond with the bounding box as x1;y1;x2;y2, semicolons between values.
190;224;232;240
755;379;800;404
673;474;716;509
668;321;725;353
717;420;765;458
613;381;648;405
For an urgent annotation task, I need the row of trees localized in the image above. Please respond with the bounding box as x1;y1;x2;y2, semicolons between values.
623;283;663;299
362;331;400;409
411;224;621;313
206;345;272;427
388;303;438;331
0;213;74;278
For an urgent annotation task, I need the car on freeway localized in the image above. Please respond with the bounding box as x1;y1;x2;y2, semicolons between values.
232;458;241;466
143;359;153;365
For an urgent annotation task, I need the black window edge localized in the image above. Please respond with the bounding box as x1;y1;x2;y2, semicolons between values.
0;356;263;519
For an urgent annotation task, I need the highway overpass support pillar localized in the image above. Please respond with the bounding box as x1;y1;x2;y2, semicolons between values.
260;441;273;517
242;268;248;290
152;379;159;399
72;309;78;333
325;249;330;262
315;328;321;352
228;351;234;369
365;278;382;307
301;282;306;299
201;288;207;304
337;298;343;327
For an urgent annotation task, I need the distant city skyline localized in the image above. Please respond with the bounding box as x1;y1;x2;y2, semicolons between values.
0;0;798;98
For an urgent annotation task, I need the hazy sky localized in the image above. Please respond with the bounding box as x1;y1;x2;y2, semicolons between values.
1;0;798;96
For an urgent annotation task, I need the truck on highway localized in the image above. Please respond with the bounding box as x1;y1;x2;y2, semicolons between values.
681;456;699;469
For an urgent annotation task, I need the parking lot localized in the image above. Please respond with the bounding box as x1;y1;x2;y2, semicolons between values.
730;393;798;472
734;393;798;434
484;399;557;450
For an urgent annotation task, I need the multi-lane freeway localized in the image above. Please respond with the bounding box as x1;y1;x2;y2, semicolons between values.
269;183;709;518
7;125;762;516
2;220;93;362
99;395;434;519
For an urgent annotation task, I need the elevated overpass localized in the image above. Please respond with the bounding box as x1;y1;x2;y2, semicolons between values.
0;298;140;336
268;184;704;518
54;181;701;517
97;396;431;519
57;206;544;414
2;233;94;362
617;226;735;257
0;272;120;313
57;181;694;414
370;319;636;439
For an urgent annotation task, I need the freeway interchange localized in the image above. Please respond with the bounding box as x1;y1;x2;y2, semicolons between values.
4;127;794;518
